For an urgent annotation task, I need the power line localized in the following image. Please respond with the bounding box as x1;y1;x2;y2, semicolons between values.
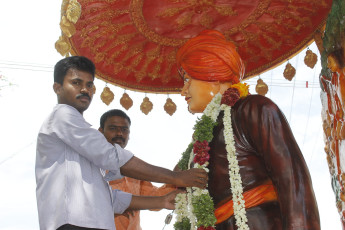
0;60;54;73
0;66;53;72
0;141;35;167
308;123;322;165
288;55;299;123
0;60;53;68
302;65;318;150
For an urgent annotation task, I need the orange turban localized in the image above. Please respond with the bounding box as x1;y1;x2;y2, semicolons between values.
176;30;245;84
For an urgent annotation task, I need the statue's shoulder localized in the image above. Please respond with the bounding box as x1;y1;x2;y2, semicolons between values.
234;94;280;115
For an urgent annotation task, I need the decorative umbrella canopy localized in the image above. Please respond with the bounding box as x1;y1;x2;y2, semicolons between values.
57;0;332;93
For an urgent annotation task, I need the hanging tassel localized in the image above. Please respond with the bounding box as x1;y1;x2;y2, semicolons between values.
55;35;72;57
164;96;177;116
66;0;82;24
255;78;268;96
120;91;133;110
140;95;153;115
100;85;114;105
283;61;296;81
304;49;318;69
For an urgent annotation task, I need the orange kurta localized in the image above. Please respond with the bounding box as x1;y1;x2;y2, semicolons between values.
110;177;176;230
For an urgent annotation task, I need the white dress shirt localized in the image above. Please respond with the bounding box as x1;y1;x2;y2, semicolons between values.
36;104;134;230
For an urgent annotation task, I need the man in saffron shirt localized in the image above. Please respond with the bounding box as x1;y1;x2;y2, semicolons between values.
99;109;176;230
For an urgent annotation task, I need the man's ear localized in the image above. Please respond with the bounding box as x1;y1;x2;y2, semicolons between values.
53;82;62;95
98;127;104;133
92;85;96;95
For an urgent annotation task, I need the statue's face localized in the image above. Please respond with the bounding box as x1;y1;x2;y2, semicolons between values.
181;74;220;113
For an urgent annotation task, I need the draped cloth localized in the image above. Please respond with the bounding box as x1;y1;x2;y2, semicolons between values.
208;95;320;230
214;181;278;224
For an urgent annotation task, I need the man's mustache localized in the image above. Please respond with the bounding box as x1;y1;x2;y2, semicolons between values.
76;93;91;100
112;137;125;143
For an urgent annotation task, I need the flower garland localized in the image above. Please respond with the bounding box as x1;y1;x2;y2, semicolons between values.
174;83;250;230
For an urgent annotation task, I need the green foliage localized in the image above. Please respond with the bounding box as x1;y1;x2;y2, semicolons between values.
193;115;217;142
192;194;217;227
331;174;341;201
177;142;194;170
323;0;345;55
174;217;191;230
321;0;345;81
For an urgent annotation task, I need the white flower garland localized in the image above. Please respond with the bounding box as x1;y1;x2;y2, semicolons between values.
203;94;222;121
221;105;249;230
175;193;188;222
175;93;249;229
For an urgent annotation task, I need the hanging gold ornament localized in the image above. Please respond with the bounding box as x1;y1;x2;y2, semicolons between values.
255;79;268;96
100;86;114;105
55;35;71;56
164;98;177;116
66;0;81;24
120;92;133;110
60;16;76;38
304;49;318;69
140;97;153;115
283;63;296;81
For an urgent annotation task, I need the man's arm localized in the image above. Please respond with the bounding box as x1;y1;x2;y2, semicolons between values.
126;189;182;211
120;156;207;189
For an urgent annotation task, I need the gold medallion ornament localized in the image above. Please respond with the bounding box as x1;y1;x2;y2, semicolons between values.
140;96;153;115
55;35;72;57
120;92;133;110
60;16;76;38
283;63;296;81
164;97;177;116
255;78;268;96
55;0;81;57
100;86;114;105
65;0;81;23
304;49;318;69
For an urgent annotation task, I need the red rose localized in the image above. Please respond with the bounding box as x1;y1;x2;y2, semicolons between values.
221;88;240;106
197;226;216;230
193;140;210;165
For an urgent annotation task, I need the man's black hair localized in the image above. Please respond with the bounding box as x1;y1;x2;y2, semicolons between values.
100;109;131;129
54;56;96;84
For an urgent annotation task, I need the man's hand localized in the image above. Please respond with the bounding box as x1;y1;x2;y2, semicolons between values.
162;190;185;210
174;168;208;189
115;210;135;219
126;190;182;211
120;157;207;188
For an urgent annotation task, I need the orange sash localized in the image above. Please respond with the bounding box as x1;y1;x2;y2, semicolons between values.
214;182;278;224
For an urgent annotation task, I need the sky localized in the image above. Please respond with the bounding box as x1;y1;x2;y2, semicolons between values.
0;1;342;230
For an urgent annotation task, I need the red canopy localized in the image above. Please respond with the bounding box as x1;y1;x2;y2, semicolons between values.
63;0;332;93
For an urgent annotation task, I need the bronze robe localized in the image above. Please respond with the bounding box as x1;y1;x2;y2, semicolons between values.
208;95;320;230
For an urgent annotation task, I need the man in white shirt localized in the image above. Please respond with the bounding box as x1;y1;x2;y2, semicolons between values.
35;56;207;230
